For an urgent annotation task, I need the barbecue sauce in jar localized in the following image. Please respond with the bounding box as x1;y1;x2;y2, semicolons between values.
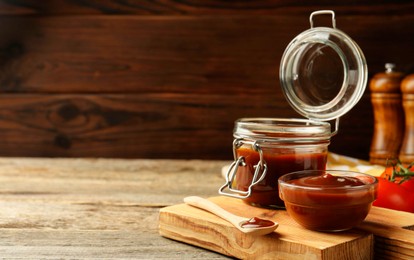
236;147;327;208
219;118;331;208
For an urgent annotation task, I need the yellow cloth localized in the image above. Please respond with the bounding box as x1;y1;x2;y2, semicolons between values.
326;152;385;177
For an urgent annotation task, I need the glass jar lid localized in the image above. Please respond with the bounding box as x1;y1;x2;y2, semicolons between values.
279;10;367;121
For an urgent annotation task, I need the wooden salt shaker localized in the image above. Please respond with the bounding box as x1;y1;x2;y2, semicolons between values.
369;63;404;166
399;73;414;163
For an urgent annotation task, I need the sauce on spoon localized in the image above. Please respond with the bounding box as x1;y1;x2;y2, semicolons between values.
240;217;275;228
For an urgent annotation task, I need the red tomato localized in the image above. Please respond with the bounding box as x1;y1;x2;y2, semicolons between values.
374;161;414;213
373;178;414;213
401;179;414;192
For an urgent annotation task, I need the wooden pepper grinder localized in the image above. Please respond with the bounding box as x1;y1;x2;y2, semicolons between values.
369;63;405;166
399;73;414;163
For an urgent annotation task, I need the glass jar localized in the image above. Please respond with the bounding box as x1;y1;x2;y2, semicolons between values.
219;118;331;208
219;10;368;209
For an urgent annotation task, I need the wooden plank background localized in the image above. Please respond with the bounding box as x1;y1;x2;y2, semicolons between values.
0;1;413;160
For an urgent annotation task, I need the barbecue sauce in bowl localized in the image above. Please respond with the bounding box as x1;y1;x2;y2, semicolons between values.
279;170;378;231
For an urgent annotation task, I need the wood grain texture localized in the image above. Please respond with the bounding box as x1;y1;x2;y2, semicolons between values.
0;93;292;158
1;14;414;94
400;77;414;163
0;2;413;159
160;196;374;260
160;196;414;260
360;207;414;260
0;0;413;15
0;93;373;159
0;157;230;258
0;15;298;94
0;230;227;259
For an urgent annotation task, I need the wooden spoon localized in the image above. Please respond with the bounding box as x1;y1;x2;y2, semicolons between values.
184;196;278;236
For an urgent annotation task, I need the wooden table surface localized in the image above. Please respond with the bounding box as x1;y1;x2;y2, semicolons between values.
0;157;231;259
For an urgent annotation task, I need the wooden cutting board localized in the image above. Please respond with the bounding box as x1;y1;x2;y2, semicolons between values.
159;196;414;260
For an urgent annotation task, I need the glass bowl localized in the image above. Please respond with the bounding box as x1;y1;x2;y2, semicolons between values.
278;170;378;232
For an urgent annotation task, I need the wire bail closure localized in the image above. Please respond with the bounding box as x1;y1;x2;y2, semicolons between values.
310;10;336;28
218;139;267;199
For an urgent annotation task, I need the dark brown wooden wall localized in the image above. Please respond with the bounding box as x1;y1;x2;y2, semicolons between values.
0;1;413;160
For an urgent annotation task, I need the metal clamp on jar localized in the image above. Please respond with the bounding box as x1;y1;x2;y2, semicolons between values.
219;10;368;209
